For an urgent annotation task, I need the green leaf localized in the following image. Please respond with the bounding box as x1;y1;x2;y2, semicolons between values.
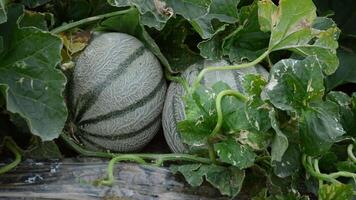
269;109;288;162
258;0;339;74
319;183;353;200
108;0;211;30
0;4;67;141
178;85;216;146
171;164;245;198
243;74;268;96
263;57;325;112
97;8;172;72
257;0;277;32
201;165;245;198
215;137;256;169
237;129;271;150
19;10;53;31
0;0;6;24
299;101;345;156
198;24;234;60
272;143;300;178
326;50;356;90
107;0;170;30
170;164;203;186
190;0;239;39
245;97;271;132
223;2;269;62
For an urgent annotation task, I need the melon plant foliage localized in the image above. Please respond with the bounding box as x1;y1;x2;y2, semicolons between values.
0;0;356;199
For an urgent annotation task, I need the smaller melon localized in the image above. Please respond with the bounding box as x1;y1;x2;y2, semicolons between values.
162;60;268;153
69;32;167;152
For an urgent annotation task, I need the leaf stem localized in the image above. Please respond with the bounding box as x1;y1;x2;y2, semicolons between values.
210;90;248;137
50;8;135;34
60;133;212;164
347;144;356;163
191;50;270;91
98;155;147;186
302;155;340;184
207;138;217;164
0;137;22;175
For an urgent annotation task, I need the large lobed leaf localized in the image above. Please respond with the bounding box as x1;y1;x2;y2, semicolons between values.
108;0;211;30
0;4;67;141
190;0;239;39
258;0;339;75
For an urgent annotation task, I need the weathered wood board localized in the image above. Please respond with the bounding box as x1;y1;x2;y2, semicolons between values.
0;158;226;200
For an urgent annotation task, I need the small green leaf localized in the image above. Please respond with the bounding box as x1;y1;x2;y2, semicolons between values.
269;109;288;162
243;74;268;96
201;165;245;198
190;0;239;39
0;4;67;141
215;138;256;169
257;0;277;32
170;164;203;186
300;101;345;156
237;130;271;150
171;164;245;198
198;25;234;60
319;183;353;200
263;57;325;112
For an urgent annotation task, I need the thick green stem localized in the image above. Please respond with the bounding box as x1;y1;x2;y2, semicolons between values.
192;50;270;91
210;90;248;137
50;8;135;34
99;155;147;186
348;144;356;163
302;155;340;184
207;138;217;164
0;137;22;175
313;159;323;186
60;133;212;164
329;171;356;179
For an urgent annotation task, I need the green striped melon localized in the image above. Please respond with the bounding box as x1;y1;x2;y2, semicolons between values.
162;60;268;153
69;32;167;152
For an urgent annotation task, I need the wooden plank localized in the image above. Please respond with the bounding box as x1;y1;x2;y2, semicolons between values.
0;158;226;200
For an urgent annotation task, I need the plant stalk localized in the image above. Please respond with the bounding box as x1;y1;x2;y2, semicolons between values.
50;8;135;34
60;133;212;164
0;137;22;175
210;90;248;137
192;50;270;91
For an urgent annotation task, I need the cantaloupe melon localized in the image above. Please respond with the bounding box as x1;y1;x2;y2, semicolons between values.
69;32;166;152
162;60;268;153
